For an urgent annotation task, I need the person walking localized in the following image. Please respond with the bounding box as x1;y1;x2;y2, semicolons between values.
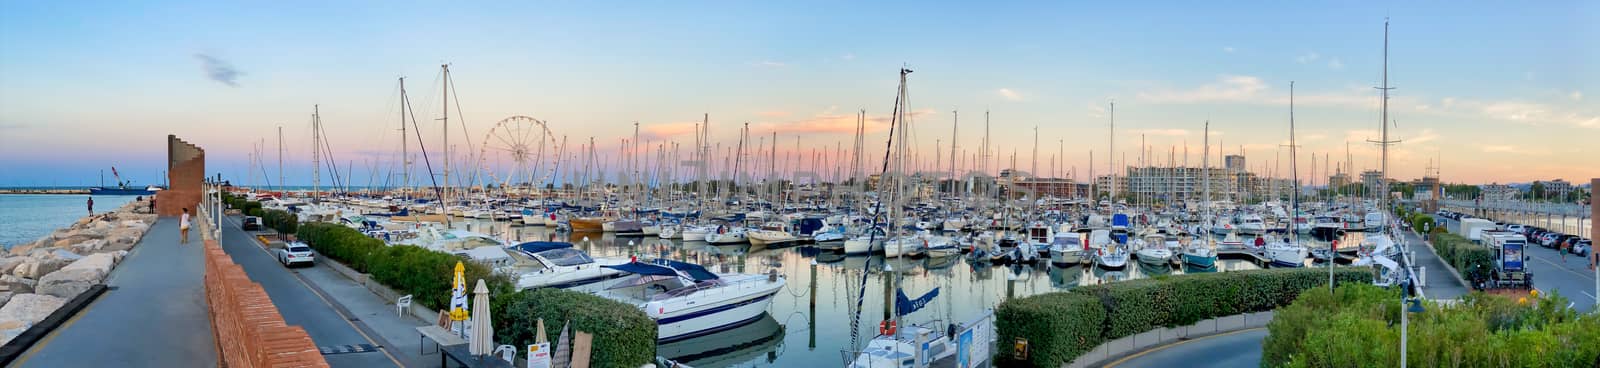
149;197;157;214
180;208;191;244
87;197;95;215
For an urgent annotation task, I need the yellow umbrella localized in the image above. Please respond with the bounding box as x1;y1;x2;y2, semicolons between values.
450;261;470;323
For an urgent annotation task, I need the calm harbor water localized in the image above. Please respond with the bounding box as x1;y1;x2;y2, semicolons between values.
0;194;137;248
437;220;1361;367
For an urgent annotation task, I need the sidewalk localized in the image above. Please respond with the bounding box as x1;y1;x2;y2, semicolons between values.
294;260;431;367
1400;228;1470;299
15;217;218;367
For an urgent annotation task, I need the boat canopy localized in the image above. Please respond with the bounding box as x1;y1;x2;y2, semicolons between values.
603;262;680;278
655;259;719;282
513;241;573;254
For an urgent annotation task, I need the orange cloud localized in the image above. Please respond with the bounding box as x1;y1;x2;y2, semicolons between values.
751;108;936;135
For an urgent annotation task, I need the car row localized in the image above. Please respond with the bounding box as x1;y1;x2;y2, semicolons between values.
1513;225;1589;257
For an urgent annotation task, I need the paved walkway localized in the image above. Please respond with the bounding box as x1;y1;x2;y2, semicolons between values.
1105;329;1268;368
15;217;218;367
1400;227;1470;299
215;215;406;368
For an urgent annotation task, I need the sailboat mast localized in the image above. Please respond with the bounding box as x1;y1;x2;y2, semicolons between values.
400;77;409;196
441;64;452;213
312;105;320;202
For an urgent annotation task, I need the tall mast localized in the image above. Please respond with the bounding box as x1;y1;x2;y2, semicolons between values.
1290;82;1299;245
949;110;958;195
441;64;452;211
1369;19;1399;213
277;126;284;194
312;105;320;202
400;77;409;195
1109;101;1116;202
1203;121;1211;245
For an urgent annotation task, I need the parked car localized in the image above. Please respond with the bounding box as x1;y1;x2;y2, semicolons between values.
241;216;263;231
1505;224;1526;234
1570;239;1591;257
276;242;315;267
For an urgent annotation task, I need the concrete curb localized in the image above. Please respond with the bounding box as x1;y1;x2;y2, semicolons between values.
1062;311;1275;368
0;284;109;366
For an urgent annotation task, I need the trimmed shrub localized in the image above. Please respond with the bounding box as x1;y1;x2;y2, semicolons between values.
261;209;298;237
1431;233;1493;282
994;293;1104;367
995;267;1374;367
294;222;511;310
493;288;656;368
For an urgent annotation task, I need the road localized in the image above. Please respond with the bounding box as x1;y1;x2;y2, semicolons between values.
16;217;218;367
1105;329;1268;368
215;215;406;367
1435;216;1596;313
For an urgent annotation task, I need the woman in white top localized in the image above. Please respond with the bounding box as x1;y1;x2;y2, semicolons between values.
180;208;191;244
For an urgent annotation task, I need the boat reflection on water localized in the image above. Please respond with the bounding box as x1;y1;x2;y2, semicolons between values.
1183;263;1219;274
1092;265;1128;283
924;254;959;270
1136;262;1173;277
1049;265;1084;289
658;313;785;367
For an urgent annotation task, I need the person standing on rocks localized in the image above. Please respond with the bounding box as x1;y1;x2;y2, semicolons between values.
180;207;191;244
149;197;156;214
87;196;94;215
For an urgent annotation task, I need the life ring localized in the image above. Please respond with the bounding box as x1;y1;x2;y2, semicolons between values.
879;320;897;336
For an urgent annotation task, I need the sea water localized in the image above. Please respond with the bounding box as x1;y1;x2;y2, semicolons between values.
0;194;137;248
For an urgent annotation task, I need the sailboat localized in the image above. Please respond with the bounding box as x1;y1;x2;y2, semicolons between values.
1264;83;1309;268
1183;122;1219;268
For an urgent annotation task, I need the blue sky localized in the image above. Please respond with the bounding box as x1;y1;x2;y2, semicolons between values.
1;1;1595;187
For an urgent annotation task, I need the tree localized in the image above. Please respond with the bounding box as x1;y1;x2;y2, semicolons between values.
1529;181;1547;201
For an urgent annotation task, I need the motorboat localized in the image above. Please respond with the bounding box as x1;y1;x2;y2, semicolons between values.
507;241;630;291
1237;214;1267;235
1024;221;1055;258
884;235;926;258
1134;236;1174;265
1363;212;1387;232
847;323;955;368
748;221;802;248
597;260;786;342
1048;231;1086;266
1095;243;1129;270
1182;241;1217;268
922;233;959;258
682;224;715;241
844;227;888;255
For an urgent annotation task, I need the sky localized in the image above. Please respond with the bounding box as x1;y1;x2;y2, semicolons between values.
1;1;1595;187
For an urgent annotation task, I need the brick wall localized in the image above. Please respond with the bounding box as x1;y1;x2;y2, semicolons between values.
158;135;205;216
204;239;329;367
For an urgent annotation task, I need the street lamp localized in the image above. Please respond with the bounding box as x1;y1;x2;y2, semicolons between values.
1399;296;1424;368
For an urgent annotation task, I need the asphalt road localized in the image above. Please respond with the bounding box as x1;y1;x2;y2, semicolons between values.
215;215;405;367
1435;216;1597;313
1105;329;1268;368
16;217;218;367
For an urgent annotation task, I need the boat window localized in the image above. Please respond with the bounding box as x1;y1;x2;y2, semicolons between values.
539;248;594;267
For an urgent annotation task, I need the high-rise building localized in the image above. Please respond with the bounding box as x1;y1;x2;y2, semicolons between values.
1224;155;1246;173
1361;170;1385;190
1538;179;1574;199
1480;183;1518;201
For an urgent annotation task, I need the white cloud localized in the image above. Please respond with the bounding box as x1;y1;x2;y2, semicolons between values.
1296;52;1321;64
1327;58;1344;70
1571;91;1583;101
1223;46;1236;53
1135;75;1267;104
755;60;786;67
997;88;1024;101
841;53;856;61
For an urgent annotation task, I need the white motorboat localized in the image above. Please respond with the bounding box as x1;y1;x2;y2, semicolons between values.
847;324;955;368
922;234;959;258
1237;214;1267;235
844;227;888;255
1134;240;1174;265
1048;231;1086;266
658;224;683;239
884;236;925;258
1363;212;1387;232
747;221;801;248
1096;244;1130;270
1182;242;1217;268
507;241;630;291
597;260;786;342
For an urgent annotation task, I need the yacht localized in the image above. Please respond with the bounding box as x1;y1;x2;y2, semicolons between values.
922;233;960;258
1237;214;1267;235
1096;243;1130;270
847;323;955;368
507;241;630;291
598;260;786;342
883;234;926;258
1134;235;1174;265
1363;212;1387;232
747;221;801;248
844;227;888;255
704;224;750;245
1048;231;1086;266
682;224;715;242
1182;240;1217;268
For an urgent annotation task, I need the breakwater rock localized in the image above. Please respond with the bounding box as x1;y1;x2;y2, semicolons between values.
0;200;154;344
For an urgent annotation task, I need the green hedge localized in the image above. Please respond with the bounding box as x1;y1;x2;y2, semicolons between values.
493;288;657;368
294;222;650;365
295;223;510;310
262;208;298;237
1430;233;1493;283
995;267;1374;367
1266;284;1600;367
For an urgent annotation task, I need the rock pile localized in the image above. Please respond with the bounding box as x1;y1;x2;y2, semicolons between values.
0;200;155;344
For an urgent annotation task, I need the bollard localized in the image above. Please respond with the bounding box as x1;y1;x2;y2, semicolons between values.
1419;266;1427;287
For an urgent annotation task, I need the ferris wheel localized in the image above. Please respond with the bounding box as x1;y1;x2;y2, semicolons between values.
478;115;562;191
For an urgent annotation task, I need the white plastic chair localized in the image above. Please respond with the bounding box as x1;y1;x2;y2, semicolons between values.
396;295;413;317
494;344;516;363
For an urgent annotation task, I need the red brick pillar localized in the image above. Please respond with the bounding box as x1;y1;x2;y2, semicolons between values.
158;135;205;216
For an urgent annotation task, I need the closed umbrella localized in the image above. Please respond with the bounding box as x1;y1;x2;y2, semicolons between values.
449;261;470;335
469;279;493;356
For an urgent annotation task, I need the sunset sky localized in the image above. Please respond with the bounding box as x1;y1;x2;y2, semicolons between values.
1;1;1594;187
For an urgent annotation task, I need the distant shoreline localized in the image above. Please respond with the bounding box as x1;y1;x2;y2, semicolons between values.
0;189;92;195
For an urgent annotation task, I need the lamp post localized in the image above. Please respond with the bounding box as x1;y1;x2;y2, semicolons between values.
1399;296;1424;368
